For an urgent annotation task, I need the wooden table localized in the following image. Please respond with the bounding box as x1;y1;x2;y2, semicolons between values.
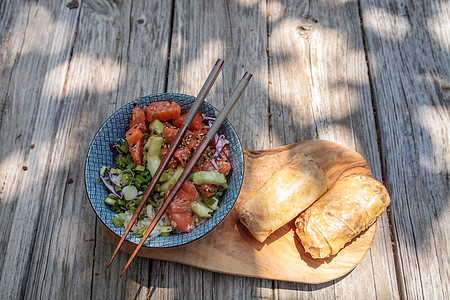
0;0;448;299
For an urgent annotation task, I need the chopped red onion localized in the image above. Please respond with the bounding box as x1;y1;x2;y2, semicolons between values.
108;171;122;186
214;134;229;156
203;115;232;174
109;143;119;167
204;116;215;128
100;175;123;199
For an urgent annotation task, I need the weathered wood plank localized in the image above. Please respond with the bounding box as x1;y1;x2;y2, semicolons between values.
0;1;34;282
0;1;30;103
267;0;398;299
113;0;173;102
168;0;271;151
160;0;273;299
0;1;80;298
0;0;168;298
360;0;450;298
20;0;170;298
22;0;139;297
91;0;174;298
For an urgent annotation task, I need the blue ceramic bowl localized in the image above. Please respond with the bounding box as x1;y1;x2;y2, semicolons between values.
85;93;244;248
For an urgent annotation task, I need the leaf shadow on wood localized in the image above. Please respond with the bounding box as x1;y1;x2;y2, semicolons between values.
266;0;450;248
261;0;449;297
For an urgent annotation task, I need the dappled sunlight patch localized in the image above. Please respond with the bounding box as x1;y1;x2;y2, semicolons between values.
426;2;450;51
315;123;355;147
0;3;73;74
235;0;261;8
326;0;354;3
251;65;269;92
0;139;54;207
41;61;69;101
0;153;26;206
178;40;225;94
270;17;320;52
43;53;124;98
345;50;373;85
268;17;314;86
265;1;285;22
170;32;189;60
269;17;367;121
21;4;72;56
363;7;411;41
415;105;450;174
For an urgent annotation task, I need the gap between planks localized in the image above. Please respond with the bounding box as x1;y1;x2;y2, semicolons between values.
357;1;404;298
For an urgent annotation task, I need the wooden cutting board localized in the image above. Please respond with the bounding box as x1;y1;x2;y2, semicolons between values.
102;139;377;284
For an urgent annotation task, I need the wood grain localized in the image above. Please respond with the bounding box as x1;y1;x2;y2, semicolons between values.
79;1;174;299
0;0;448;298
20;1;147;298
267;0;398;298
102;140;380;284
0;1;81;298
0;0;171;299
163;1;273;299
360;0;450;298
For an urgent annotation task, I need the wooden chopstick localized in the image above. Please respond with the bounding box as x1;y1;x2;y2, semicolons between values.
107;59;224;268
119;71;253;277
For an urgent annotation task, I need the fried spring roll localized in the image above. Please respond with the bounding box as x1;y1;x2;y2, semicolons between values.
236;154;328;242
295;174;390;258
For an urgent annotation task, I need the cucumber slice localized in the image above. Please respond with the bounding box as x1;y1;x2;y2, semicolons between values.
144;136;163;176
103;196;117;206
204;196;219;211
122;185;138;201
159;165;184;193
149;119;164;136
191;201;214;219
192;171;227;189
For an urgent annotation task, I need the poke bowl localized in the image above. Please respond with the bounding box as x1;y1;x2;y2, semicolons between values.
85;93;244;248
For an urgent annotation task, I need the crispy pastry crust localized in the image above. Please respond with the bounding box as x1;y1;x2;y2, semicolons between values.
295;174;390;258
235;154;328;242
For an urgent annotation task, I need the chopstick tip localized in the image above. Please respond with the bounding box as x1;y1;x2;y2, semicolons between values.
243;72;253;81
215;58;224;66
